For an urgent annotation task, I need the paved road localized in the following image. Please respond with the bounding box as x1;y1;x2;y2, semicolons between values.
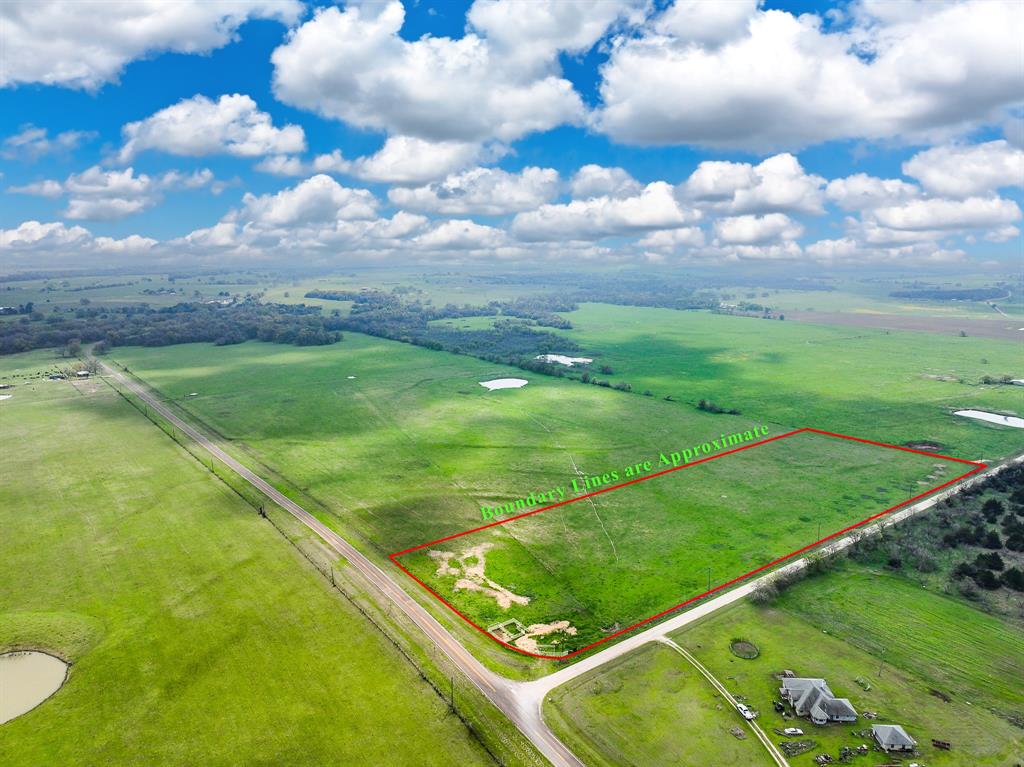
98;359;1019;767
97;360;584;767
657;637;788;767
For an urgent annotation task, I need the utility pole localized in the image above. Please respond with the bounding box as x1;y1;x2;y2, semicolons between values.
706;566;712;592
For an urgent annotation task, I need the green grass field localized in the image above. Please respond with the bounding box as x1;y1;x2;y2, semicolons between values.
774;565;1024;715
545;569;1023;767
557;303;1024;461
110;334;973;661
0;350;500;766
544;642;772;766
398;429;961;653
671;576;1024;766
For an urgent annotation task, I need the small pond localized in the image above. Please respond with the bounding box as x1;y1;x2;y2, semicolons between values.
0;651;68;725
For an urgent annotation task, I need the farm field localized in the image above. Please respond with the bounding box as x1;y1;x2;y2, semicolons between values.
557;303;1024;462
543;642;772;767
112;335;968;661
670;573;1024;766
0;272;275;313
724;278;1021;318
0;350;499;766
396;429;965;656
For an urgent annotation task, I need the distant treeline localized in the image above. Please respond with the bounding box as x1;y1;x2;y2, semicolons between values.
307;289;574;328
306;289;579;371
890;287;1007;301
0;300;343;355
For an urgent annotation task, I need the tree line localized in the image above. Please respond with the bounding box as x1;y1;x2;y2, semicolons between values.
0;300;343;355
306;289;581;371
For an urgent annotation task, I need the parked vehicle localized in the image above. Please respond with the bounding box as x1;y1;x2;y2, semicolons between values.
736;703;756;721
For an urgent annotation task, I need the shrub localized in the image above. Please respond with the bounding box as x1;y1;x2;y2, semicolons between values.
981;530;1003;550
1001;567;1024;592
974;552;1005;571
973;569;1001;590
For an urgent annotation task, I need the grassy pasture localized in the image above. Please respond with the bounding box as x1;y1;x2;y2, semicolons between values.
558;303;1024;461
544;642;772;766
111;336;965;660
0;350;498;766
670;577;1024;766
547;588;1022;767
398;430;961;653
774;566;1024;715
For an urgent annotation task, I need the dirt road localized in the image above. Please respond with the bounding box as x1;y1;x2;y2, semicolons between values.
657;637;788;767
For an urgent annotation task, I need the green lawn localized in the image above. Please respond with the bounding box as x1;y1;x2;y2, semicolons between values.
774;565;1024;714
544;642;772;767
0;350;499;766
671;579;1024;766
557;303;1024;462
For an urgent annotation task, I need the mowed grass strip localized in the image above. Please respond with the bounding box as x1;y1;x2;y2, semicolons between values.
543;642;772;767
0;350;495;767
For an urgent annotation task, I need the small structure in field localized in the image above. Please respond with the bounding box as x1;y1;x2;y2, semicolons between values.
872;724;917;752
487;618;526;643
75;370;90;378
780;678;858;725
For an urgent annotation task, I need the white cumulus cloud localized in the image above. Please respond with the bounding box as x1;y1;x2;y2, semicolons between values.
825;173;920;211
271;2;587;144
388;167;559;215
117;94;305;162
597;0;1024;150
713;213;803;244
680;154;825;214
869;196;1022;231
512;182;700;241
902;140;1024;197
0;1;301;90
237;175;378;227
569;165;642;199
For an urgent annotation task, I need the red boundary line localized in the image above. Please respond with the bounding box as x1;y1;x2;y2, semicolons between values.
389;427;985;661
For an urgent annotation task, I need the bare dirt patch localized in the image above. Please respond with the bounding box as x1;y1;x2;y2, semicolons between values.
513;620;578;654
428;543;529;609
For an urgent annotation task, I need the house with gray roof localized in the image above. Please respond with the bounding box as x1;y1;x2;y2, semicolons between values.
779;678;858;725
872;724;917;752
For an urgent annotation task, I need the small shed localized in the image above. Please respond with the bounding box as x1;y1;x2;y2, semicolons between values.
75;370;90;378
872;724;917;752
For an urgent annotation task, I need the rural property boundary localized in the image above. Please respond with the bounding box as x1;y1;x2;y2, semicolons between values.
390;427;985;660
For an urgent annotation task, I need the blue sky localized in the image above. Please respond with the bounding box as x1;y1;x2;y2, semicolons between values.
1;0;1021;270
